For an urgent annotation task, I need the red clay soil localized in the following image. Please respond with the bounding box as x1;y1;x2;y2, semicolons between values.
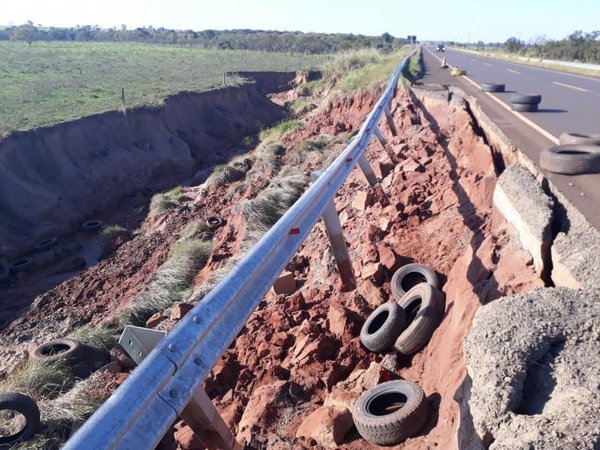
159;88;543;449
0;81;543;449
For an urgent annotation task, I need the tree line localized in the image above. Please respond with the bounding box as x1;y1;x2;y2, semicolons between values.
503;31;600;63
0;22;407;54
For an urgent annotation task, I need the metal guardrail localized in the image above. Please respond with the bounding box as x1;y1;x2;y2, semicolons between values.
64;49;415;449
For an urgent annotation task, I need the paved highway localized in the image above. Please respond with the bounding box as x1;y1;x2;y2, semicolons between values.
420;47;600;229
433;48;600;139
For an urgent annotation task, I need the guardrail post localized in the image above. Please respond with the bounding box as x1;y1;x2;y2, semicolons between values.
181;388;242;450
384;105;397;136
358;156;378;187
311;171;356;290
118;327;241;450
374;126;400;164
356;156;389;207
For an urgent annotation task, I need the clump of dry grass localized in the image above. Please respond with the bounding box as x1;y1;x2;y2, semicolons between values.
204;164;246;191
149;186;192;217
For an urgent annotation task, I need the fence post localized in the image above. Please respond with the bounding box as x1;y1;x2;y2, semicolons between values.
310;171;356;290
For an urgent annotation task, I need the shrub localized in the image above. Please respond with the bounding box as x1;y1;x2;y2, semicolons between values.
237;169;309;235
126;239;213;325
149;186;192;217
97;225;132;258
204;164;246;191
259;119;304;142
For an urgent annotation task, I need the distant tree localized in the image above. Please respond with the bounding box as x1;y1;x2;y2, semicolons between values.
10;21;39;45
504;37;524;53
381;32;393;43
475;40;485;51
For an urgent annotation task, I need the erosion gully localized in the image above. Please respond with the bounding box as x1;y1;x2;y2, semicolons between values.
0;75;545;449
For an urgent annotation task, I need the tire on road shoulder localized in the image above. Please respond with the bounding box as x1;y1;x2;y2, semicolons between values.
352;380;429;445
509;94;542;104
360;302;407;353
558;132;600;146
540;145;600;175
481;83;505;92
391;263;439;300
0;392;40;445
511;103;539;112
394;283;445;356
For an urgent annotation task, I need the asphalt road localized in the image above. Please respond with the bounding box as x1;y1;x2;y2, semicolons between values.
420;47;600;230
434;48;600;137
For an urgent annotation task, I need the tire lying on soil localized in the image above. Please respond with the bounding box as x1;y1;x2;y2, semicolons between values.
511;103;539;112
352;380;429;445
394;283;445;356
481;83;505;92
34;237;59;252
81;220;104;232
509;93;542;104
0;392;40;446
0;259;10;282
540;145;600;175
391;263;439;300
10;257;33;273
206;216;224;229
558;132;600;146
360;302;407;352
30;338;84;365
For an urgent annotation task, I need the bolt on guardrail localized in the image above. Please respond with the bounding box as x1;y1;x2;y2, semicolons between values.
63;48;416;450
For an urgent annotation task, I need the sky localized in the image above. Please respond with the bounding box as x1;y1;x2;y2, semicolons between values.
1;0;598;43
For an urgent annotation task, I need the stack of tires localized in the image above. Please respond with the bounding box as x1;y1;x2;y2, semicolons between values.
354;263;445;445
509;94;542;112
540;132;600;175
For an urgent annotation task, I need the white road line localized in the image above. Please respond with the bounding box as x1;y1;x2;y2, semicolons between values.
553;81;589;93
484;63;492;66
507;69;521;74
462;75;559;144
424;48;559;145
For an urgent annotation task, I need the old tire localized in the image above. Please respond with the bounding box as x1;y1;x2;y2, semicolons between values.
540;145;600;175
352;380;429;445
0;392;40;445
360;302;407;352
511;103;539;112
558;132;600;146
30;338;83;365
481;83;505;92
0;259;10;282
81;220;104;232
391;263;439;300
34;237;58;252
10;257;33;273
394;283;445;355
206;216;224;229
509;94;542;104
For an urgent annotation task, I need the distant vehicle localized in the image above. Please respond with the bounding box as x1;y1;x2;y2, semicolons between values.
436;44;445;52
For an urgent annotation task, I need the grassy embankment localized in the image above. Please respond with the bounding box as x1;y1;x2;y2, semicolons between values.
0;41;327;136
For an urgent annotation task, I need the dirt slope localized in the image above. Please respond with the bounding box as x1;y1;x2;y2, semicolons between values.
1;77;545;449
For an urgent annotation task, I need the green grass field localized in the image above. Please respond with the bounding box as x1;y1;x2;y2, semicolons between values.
0;41;328;135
